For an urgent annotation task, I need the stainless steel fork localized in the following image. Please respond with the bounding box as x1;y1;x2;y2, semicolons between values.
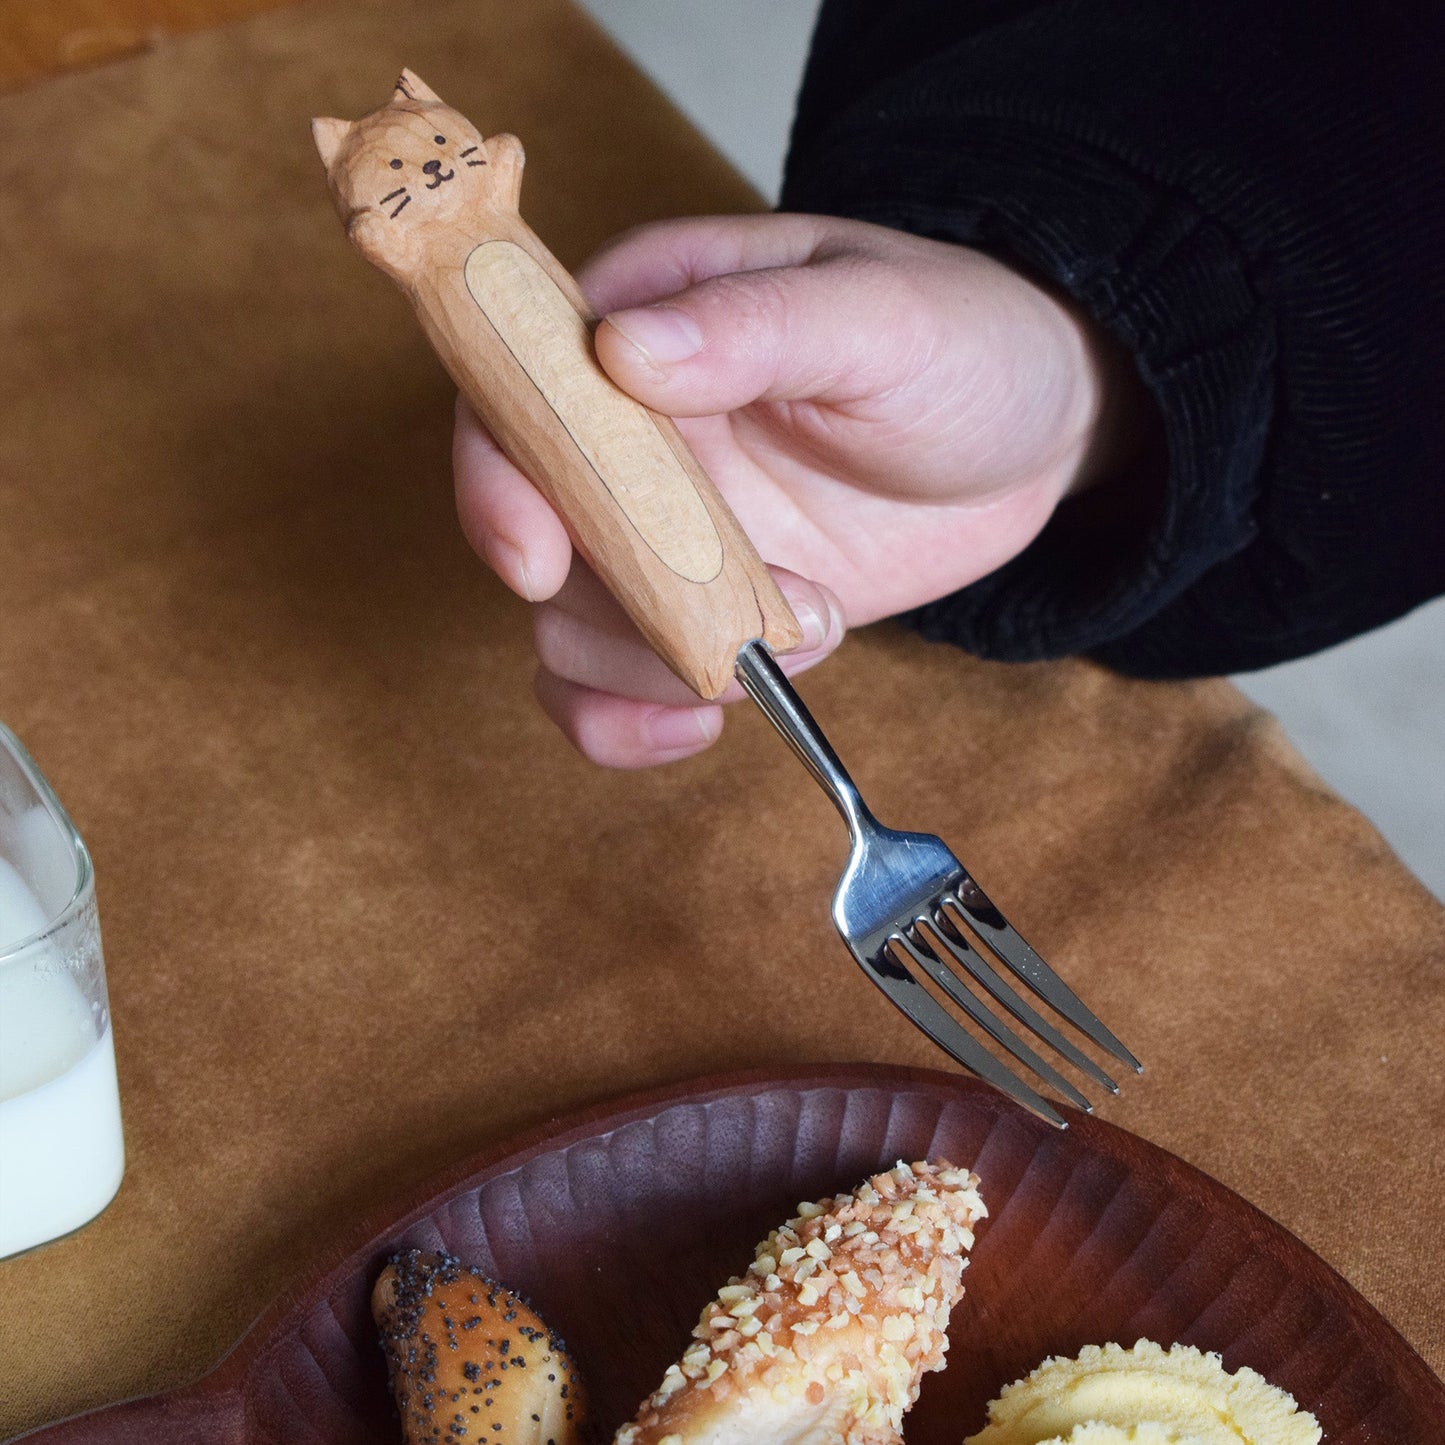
737;641;1141;1127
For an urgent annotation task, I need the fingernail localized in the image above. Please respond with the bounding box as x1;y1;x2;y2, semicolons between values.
489;537;533;601
645;706;719;752
606;305;705;366
790;594;829;650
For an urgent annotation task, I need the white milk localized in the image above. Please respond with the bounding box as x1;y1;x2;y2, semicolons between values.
0;855;48;953
0;860;125;1257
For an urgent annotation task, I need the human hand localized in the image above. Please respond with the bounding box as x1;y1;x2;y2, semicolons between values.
455;212;1125;767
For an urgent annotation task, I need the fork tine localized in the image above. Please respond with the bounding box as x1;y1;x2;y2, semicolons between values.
894;929;1093;1112
857;943;1067;1127
927;909;1120;1094
948;878;1143;1073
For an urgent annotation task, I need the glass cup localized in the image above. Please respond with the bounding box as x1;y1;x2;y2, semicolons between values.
0;721;124;1258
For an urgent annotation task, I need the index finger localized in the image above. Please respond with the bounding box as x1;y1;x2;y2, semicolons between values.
577;212;839;316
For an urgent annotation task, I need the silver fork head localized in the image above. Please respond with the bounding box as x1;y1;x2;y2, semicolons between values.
834;820;1139;1126
838;820;1086;1121
735;641;1140;1128
837;819;1143;1082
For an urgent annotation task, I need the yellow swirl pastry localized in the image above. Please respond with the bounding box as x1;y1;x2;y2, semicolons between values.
964;1339;1321;1445
1014;1429;1178;1444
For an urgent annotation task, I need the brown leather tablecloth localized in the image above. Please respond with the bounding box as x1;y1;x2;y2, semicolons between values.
1;0;1441;1434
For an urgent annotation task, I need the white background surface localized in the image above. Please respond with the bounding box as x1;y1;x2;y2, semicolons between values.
576;0;1444;900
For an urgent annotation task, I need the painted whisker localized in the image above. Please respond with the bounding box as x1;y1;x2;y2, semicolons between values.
379;187;407;204
389;195;411;218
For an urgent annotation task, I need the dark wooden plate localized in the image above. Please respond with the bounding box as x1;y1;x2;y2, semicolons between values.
19;1065;1445;1443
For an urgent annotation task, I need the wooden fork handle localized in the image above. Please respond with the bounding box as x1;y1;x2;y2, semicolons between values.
410;226;802;700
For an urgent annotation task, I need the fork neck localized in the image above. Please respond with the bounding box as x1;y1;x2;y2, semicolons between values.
734;641;876;839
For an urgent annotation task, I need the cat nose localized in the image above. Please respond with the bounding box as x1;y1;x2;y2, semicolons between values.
422;159;443;174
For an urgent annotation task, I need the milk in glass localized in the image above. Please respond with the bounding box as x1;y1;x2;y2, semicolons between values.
0;788;125;1258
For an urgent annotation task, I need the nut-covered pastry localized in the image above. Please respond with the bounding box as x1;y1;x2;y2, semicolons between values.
615;1159;986;1444
373;1249;586;1444
964;1339;1321;1444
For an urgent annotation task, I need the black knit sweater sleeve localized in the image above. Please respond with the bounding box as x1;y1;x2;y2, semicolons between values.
780;0;1445;677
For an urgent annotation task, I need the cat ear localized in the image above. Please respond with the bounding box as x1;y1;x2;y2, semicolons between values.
395;69;442;105
311;116;352;170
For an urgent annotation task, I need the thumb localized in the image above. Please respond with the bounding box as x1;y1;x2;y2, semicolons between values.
594;256;928;417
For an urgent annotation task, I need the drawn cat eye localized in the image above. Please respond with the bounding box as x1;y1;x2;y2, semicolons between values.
434;134;446;144
389;158;403;169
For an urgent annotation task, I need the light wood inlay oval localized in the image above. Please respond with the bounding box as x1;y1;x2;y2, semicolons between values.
465;240;724;584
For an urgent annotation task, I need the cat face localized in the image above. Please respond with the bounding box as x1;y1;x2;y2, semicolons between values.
313;71;524;275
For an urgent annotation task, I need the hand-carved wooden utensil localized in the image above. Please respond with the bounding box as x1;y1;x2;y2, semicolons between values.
311;72;1139;1122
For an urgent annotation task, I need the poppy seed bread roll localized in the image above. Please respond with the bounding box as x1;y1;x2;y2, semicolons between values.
373;1249;586;1445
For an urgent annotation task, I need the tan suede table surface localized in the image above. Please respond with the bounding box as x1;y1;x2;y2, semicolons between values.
1;0;1442;1434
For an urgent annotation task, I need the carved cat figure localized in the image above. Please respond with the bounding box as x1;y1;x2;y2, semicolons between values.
312;71;800;699
314;70;529;290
